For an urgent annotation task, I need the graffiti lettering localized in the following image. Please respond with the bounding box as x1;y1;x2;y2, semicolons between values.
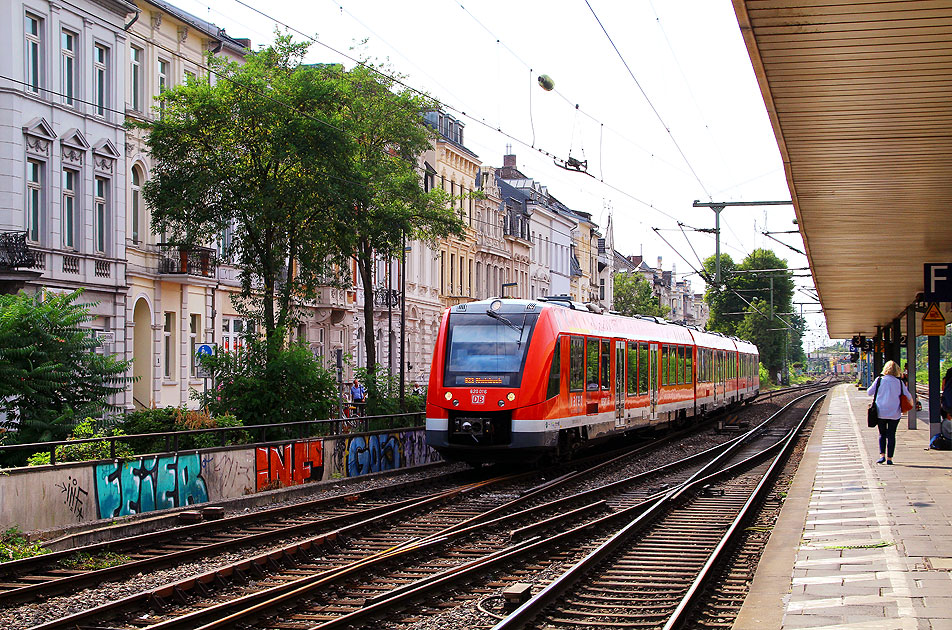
55;475;89;520
255;439;323;491
94;454;209;519
331;430;440;479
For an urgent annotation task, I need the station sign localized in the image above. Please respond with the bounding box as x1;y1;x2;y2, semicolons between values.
923;263;952;302
922;303;947;336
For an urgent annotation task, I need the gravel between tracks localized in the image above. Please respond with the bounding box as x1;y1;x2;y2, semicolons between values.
0;388;817;630
0;462;468;630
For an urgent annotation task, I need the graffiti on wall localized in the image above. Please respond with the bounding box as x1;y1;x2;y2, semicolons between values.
255;439;323;491
330;430;440;479
201;452;253;497
55;474;89;521
94;454;209;518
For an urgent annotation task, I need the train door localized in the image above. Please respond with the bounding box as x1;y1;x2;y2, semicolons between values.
649;343;659;419
713;350;721;405
614;340;625;427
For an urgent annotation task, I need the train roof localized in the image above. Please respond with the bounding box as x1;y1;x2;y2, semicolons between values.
446;298;759;354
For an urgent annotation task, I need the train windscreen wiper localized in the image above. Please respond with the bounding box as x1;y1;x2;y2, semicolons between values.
485;309;524;344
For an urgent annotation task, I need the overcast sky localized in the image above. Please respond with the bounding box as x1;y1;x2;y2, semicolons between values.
174;0;831;349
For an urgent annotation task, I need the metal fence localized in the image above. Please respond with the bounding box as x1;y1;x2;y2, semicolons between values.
0;412;424;467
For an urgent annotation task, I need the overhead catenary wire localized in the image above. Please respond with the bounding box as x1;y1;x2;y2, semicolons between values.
583;0;711;200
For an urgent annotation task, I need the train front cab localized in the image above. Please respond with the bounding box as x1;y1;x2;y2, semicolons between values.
425;300;558;464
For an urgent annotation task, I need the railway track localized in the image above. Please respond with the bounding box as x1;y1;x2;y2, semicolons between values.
19;386;828;630
490;391;825;630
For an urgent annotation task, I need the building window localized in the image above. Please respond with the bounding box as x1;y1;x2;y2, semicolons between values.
158;58;169;117
94;177;107;253
599;278;605;301
26;160;42;242
93;44;107;116
25;13;42;93
189;314;200;377
62;169;76;248
222;317;248;353
131;165;142;243
130;45;142;111
164;312;175;379
61;30;76;106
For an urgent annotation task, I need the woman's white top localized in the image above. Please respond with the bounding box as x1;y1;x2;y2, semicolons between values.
868;374;911;420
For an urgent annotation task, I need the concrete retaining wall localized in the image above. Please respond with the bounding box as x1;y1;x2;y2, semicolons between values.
0;428;440;532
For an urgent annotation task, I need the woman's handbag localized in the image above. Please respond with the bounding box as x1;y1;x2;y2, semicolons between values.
868;376;881;427
867;401;879;427
900;390;914;413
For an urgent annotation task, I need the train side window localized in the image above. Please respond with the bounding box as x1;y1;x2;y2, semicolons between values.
546;337;562;399
586;337;599;390
638;342;649;394
626;342;638;397
686;347;693;384
569;336;584;392
678;346;685;385
600;339;610;390
669;345;677;386
660;345;667;386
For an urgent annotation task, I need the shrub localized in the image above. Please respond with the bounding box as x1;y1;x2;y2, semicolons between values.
193;333;337;426
172;408;246;449
0;290;132;466
25;419;134;466
120;407;177;454
1;527;49;563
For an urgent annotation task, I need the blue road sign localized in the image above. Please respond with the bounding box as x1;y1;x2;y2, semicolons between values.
197;344;215;356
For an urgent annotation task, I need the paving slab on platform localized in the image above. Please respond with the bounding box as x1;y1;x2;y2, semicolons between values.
734;383;952;630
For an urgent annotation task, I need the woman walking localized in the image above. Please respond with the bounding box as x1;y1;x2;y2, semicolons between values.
867;360;912;465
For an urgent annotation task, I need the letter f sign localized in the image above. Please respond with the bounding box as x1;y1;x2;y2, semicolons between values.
931;265;949;294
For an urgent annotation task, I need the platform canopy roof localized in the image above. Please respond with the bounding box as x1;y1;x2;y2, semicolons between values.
732;0;952;338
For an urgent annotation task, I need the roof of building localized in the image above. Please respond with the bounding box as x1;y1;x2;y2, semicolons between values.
141;0;249;56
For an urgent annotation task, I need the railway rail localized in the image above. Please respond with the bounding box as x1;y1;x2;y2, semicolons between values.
17;385;829;630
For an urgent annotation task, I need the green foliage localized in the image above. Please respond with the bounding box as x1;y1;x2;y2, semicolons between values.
121;406;177;454
194;333;337;426
341;62;465;373
759;362;775;390
612;272;669;318
172;408;245;450
136;35;355;344
1;527;49;563
703;249;803;378
0;290;132;446
60;550;129;570
26;419;133;466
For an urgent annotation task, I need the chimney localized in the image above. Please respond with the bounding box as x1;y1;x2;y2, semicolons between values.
503;153;516;168
657;256;662;270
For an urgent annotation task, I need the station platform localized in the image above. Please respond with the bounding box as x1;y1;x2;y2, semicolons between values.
735;383;952;630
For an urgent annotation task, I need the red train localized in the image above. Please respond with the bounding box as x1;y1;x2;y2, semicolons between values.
425;297;759;464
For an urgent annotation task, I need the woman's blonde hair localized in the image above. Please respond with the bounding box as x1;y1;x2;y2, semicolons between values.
882;360;902;377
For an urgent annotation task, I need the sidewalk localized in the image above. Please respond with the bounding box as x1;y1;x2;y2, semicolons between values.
734;383;952;630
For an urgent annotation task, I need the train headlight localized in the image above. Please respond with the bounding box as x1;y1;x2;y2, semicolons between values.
444;392;453;401
490;299;503;311
452;399;459;406
506;392;516;402
498;400;505;407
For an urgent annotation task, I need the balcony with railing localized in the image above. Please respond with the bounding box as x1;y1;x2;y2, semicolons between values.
0;231;41;294
157;245;218;278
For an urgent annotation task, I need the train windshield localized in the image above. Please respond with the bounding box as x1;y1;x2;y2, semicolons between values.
443;312;538;387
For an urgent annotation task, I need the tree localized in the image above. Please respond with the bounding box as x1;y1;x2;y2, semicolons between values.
0;290;131;447
336;64;464;375
613;272;669;318
703;248;800;378
136;36;354;350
